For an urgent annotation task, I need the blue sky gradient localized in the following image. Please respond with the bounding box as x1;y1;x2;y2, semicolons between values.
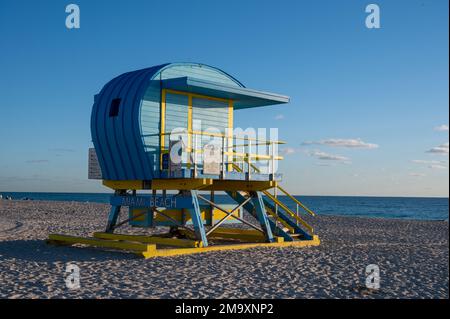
0;0;448;196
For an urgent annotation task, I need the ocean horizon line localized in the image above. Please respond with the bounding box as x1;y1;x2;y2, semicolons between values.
1;191;448;221
0;191;448;200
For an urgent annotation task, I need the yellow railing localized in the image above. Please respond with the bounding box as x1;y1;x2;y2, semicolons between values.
144;130;285;175
232;160;316;217
230;162;314;233
276;185;316;217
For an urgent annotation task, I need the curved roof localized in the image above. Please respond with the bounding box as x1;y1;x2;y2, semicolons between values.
154;62;245;87
91;64;164;181
91;62;245;180
91;62;289;181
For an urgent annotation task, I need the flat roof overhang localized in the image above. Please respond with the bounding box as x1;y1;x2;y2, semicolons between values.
160;77;290;109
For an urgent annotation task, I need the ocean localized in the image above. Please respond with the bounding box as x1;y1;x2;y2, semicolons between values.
1;192;448;221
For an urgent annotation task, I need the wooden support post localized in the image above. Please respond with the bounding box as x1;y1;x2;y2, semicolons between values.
251;191;275;243
221;136;226;179
270;141;275;180
193;133;198;178
190;190;208;247
247;139;252;180
210;190;215;226
105;204;121;233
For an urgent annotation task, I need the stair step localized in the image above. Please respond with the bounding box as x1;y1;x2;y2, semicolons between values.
263;194;314;234
265;211;295;233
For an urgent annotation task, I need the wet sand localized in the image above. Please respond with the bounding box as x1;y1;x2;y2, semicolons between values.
0;200;448;299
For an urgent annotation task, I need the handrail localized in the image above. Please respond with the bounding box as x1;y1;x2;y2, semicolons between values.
232;159;314;233
160;149;283;161
142;130;286;145
235;160;316;217
157;129;288;178
276;185;316;217
228;152;284;161
262;191;314;234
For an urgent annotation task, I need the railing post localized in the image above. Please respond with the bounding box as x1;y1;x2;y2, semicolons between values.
274;186;278;227
193;133;197;178
241;142;245;171
210;190;215;226
271;141;275;179
221;135;226;179
247;139;251;180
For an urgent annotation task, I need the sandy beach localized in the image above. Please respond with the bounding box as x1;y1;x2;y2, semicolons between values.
0;199;448;299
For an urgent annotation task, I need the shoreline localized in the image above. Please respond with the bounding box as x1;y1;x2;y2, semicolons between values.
2;191;449;198
0;200;448;298
1;198;448;222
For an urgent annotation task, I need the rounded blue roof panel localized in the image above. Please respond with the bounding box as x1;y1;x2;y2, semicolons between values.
91;62;244;181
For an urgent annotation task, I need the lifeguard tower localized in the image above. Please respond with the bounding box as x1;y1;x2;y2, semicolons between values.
48;63;320;258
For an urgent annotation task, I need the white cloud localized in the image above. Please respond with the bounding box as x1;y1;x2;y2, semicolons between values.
281;147;296;155
434;124;449;132
411;159;448;170
316;162;333;167
411;159;447;165
307;150;350;161
49;148;75;152
426;142;449;154
301;138;379;149
274;114;284;120
428;164;447;170
26;159;49;164
409;173;426;177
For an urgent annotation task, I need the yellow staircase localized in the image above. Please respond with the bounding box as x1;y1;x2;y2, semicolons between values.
231;163;316;240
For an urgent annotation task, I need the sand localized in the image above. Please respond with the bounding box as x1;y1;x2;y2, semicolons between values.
0;199;448;299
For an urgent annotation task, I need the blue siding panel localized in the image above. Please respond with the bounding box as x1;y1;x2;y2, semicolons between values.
95;71;130;180
91;62;247;181
91;64;168;180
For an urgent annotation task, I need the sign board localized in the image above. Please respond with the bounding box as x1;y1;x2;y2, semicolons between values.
203;143;221;175
110;195;194;209
88;148;102;180
169;139;185;177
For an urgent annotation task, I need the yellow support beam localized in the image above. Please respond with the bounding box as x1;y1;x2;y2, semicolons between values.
151;178;213;190
227;100;234;172
160;89;166;170
179;227;269;242
102;179;276;191
102;180;144;190
204;180;277;191
187;94;193;169
207;231;281;243
47;234;156;253
48;233;320;259
209;227;262;235
93;232;202;248
102;178;213;190
141;235;320;258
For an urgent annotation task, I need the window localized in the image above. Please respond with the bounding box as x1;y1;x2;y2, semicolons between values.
109;98;121;117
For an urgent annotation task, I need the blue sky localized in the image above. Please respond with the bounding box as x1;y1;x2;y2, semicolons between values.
0;0;448;196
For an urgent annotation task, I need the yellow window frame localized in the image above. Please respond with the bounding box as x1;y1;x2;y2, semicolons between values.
160;88;234;171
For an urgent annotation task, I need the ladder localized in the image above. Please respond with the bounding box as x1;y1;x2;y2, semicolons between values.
231;163;316;241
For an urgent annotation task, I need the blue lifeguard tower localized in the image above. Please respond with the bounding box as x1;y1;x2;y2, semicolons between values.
49;63;319;257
